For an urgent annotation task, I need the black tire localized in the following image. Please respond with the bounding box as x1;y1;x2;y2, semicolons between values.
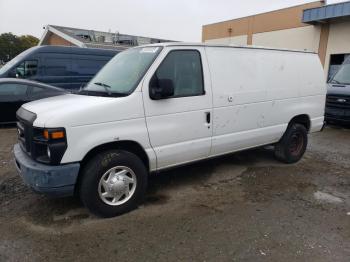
79;150;148;218
274;123;308;164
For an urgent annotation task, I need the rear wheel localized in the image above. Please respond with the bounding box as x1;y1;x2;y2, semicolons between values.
274;123;308;164
79;150;148;218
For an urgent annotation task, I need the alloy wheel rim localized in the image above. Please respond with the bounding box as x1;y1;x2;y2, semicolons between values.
98;166;137;206
289;132;304;156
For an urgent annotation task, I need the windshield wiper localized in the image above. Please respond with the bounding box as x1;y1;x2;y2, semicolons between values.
331;79;341;84
94;82;112;95
80;82;128;97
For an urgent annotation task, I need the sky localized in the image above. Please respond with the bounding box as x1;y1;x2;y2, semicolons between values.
0;0;347;42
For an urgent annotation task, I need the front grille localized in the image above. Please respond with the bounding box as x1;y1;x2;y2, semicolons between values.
17;118;33;155
326;94;350;109
17;121;26;151
16;107;37;157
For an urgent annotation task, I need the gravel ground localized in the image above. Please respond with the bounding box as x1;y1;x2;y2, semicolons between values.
0;126;349;261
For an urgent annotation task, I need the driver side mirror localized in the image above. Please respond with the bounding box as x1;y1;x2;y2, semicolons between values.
149;78;175;100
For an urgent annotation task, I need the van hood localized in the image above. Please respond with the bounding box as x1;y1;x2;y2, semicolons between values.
22;93;144;127
327;83;350;96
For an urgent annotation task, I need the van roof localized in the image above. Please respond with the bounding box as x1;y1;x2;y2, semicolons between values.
25;45;121;56
141;42;317;54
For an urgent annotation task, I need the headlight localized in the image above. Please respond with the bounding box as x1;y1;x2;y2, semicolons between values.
33;127;67;165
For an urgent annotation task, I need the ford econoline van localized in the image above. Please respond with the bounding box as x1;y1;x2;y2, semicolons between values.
326;56;350;124
0;46;119;90
14;43;326;217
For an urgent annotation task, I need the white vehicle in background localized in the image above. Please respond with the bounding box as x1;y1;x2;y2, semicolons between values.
326;56;350;125
14;43;326;217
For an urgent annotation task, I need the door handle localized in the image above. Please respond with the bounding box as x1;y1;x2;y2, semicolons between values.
206;112;211;124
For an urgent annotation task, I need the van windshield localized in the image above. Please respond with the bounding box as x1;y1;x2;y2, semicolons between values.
0;56;22;75
331;58;350;85
0;47;34;75
82;46;162;96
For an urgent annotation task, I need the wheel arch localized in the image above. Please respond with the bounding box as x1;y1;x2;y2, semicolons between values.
80;140;150;171
288;114;311;132
74;140;151;195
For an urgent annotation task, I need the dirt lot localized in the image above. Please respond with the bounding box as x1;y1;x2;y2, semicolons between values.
0;126;349;261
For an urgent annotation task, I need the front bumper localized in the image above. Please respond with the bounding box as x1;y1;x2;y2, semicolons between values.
325;107;350;124
13;144;80;197
325;116;350;124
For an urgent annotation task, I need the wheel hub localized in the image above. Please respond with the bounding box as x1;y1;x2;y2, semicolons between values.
108;176;126;195
289;132;304;156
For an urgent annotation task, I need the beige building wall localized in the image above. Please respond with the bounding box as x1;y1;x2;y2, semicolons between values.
202;1;323;43
252;25;321;52
205;35;248;45
324;20;350;77
47;33;75;46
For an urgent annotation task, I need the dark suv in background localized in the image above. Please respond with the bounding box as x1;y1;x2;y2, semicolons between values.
0;78;66;123
0;46;120;90
326;57;350;125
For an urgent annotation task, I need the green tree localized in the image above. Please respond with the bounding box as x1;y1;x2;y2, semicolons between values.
0;33;39;63
19;35;40;51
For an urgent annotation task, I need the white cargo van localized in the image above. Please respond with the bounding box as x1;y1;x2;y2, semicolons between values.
14;43;326;217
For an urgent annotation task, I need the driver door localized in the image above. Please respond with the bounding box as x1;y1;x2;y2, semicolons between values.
142;47;213;170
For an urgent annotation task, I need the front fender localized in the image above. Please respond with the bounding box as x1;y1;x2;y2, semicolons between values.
61;118;157;171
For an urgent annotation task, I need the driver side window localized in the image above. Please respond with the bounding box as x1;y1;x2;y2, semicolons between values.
0;84;28;101
152;50;204;98
15;60;38;78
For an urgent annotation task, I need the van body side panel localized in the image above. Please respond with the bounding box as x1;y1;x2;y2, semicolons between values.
298;55;327;132
32;52;73;89
69;54;112;90
300;95;327;132
206;47;276;155
211;102;276;155
206;47;326;156
264;53;326;132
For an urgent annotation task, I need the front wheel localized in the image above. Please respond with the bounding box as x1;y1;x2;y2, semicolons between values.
274;123;308;164
79;150;148;218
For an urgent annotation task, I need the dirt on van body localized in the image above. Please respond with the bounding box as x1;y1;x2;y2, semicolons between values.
0;126;350;261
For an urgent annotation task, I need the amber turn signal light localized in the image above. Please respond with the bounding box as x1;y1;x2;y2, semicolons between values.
43;130;49;139
51;131;65;139
43;130;65;140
